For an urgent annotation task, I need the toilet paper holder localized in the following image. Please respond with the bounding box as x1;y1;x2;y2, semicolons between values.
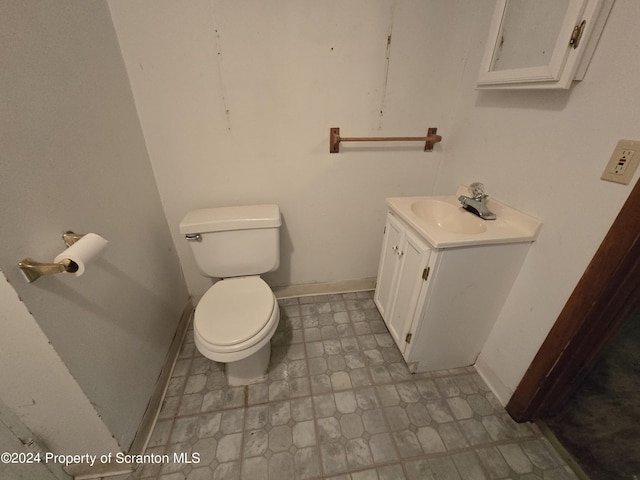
18;231;85;283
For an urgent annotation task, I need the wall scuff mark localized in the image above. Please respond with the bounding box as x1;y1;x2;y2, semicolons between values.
378;1;397;130
209;1;232;131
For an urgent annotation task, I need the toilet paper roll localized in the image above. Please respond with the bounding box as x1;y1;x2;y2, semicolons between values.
54;233;108;276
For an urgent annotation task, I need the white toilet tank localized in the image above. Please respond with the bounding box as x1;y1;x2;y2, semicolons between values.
180;204;281;278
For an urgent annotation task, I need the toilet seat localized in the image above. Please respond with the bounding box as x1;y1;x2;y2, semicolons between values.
194;276;279;362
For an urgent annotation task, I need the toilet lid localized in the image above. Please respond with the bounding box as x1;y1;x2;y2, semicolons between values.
195;277;275;346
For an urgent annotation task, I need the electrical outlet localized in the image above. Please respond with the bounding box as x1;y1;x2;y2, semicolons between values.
601;140;640;185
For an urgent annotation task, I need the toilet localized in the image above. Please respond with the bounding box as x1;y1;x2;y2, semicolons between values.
179;204;281;386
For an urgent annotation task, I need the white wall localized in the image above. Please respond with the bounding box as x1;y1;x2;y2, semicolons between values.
436;0;640;401
108;0;640;403
0;1;189;449
0;272;119;457
108;0;482;296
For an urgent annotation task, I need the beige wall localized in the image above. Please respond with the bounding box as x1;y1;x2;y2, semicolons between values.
0;272;119;457
436;0;640;400
0;1;189;449
2;0;629;442
108;0;480;295
109;0;640;403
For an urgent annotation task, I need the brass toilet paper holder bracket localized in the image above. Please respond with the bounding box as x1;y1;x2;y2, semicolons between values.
18;231;84;283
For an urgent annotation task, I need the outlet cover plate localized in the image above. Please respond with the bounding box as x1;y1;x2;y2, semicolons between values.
601;139;640;185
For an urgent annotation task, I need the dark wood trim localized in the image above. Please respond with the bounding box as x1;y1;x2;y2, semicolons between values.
507;178;640;421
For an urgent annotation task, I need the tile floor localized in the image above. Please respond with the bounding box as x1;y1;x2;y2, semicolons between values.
121;291;579;480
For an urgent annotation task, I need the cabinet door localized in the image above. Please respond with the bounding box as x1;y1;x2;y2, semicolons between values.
387;228;431;351
374;214;404;321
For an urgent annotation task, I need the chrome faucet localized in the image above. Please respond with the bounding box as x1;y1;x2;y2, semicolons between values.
458;182;496;220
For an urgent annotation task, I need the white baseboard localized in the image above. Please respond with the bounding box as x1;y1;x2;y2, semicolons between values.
272;278;376;299
474;353;513;406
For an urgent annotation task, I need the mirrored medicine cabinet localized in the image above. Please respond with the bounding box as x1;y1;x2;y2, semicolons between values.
477;0;614;90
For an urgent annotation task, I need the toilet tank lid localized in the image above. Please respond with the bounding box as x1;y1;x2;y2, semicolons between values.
180;204;281;234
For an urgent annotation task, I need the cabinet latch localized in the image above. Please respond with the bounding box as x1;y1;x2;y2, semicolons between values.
569;20;586;49
422;267;430;281
405;333;412;344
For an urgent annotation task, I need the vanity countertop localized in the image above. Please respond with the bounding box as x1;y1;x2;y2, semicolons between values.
387;186;543;249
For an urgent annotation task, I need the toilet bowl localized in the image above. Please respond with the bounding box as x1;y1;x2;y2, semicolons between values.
193;276;279;385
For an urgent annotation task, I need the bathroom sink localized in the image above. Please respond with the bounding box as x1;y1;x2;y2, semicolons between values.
386;186;543;248
410;199;486;234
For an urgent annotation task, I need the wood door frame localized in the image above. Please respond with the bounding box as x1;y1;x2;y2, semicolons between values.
507;178;640;421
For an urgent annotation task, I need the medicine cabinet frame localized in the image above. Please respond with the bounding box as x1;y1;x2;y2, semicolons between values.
476;0;614;90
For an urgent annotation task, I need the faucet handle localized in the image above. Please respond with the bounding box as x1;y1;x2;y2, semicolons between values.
469;182;486;200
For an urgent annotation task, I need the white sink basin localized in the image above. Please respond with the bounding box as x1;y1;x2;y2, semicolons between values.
386;186;542;248
410;199;487;234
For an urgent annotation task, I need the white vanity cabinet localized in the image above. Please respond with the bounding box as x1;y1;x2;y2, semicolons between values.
374;210;533;373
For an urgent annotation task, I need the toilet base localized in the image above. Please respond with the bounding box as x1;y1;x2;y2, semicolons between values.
225;341;271;386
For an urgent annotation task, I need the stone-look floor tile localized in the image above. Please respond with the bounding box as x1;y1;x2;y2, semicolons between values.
243;429;268;457
177;393;203;415
406;402;432;426
331;371;354;390
438;422;469;450
157;395;180;420
416;426;447;454
362;409;387;435
498;443;534;474
428;456;462;479
212;461;239;480
334;390;357;413
170;416;200;443
521;438;562;470
269;424;293;452
378;463;407;480
165;376;187;398
160;441;193;475
345;437;374;470
476;446;511;478
425;399;454;423
375;384;400;407
215;432;242;463
293;420;316;448
404;458;434;480
460;418;493;446
242;456;268;480
446;396;474;420
393;430;424;458
415;378;441;400
483;414;519;442
320;442;349;475
355;387;380;410
138;291;578;480
147;420;173;451
369;432;398;463
310;374;332;394
248;382;269;405
294;446;321;479
384;405;411;432
451;451;487;480
348;368;372;387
